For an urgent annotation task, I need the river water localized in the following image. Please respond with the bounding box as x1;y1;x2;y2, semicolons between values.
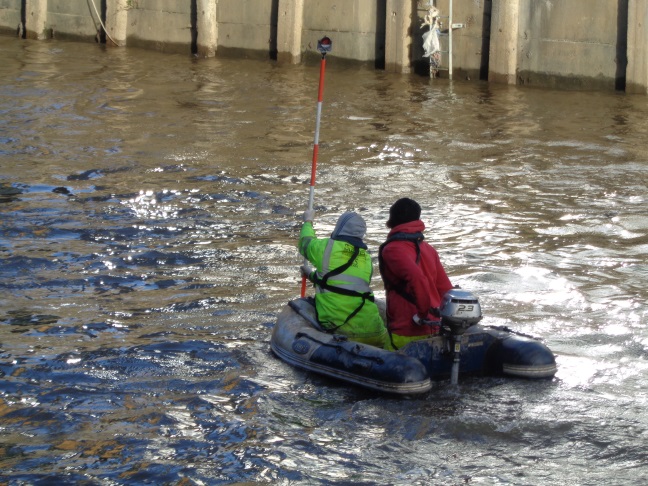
1;36;647;485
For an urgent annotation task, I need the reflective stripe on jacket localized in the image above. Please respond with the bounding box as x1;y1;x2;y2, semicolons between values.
314;239;372;297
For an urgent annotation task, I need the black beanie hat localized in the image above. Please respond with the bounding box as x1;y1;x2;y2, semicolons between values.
387;198;421;228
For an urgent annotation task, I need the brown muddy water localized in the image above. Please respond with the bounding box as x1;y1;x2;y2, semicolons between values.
1;36;647;485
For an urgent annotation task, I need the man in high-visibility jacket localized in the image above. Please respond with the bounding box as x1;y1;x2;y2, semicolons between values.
299;210;388;349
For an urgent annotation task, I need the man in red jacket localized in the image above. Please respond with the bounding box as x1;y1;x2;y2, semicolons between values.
378;198;454;350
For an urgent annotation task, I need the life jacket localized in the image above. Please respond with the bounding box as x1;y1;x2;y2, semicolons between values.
309;239;375;330
378;231;424;306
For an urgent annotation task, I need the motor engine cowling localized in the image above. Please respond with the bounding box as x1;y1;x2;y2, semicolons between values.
440;289;483;335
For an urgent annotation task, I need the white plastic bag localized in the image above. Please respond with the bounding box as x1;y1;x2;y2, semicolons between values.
422;29;440;58
422;7;441;58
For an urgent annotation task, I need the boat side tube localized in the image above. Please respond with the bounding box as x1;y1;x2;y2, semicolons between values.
271;299;432;395
399;328;499;380
483;327;557;379
399;325;557;380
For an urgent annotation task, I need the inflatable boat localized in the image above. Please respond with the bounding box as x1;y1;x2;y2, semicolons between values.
271;290;557;395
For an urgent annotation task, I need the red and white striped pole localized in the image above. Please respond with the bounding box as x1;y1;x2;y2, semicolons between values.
301;36;332;297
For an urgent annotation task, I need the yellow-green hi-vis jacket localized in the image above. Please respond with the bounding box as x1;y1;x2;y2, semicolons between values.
299;219;387;349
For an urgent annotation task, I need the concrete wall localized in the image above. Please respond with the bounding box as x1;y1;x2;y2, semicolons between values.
214;0;383;63
126;0;193;54
16;0;101;41
627;0;648;94
47;0;102;41
301;0;386;65
385;0;412;73
490;0;631;91
0;0;21;37
3;0;648;94
515;0;621;91
217;0;277;58
489;0;519;85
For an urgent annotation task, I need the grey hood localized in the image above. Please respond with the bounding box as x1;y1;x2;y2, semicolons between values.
330;212;367;249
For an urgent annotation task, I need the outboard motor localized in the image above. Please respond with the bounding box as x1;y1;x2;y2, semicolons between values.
440;289;483;385
440;289;483;335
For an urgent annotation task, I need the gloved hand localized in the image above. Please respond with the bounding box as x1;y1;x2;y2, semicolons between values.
412;314;437;326
413;314;441;335
300;265;313;279
303;209;315;222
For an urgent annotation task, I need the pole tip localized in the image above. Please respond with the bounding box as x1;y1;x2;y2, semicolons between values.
317;36;332;55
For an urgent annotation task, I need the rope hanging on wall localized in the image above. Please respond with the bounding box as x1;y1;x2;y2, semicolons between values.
88;0;120;46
